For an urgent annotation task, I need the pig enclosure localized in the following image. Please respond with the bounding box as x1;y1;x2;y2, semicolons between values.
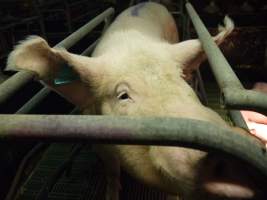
0;0;267;199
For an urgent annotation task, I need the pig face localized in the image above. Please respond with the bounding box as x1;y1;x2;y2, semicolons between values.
92;45;195;117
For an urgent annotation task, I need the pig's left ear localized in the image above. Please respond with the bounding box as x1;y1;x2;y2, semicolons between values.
7;36;106;108
170;16;234;80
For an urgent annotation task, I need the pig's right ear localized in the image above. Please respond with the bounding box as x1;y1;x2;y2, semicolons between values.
169;16;234;80
7;36;105;108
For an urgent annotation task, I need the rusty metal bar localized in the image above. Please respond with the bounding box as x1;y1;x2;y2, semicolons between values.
185;2;267;115
0;114;266;176
0;7;114;106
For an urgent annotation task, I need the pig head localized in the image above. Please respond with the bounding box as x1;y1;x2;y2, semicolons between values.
7;2;265;200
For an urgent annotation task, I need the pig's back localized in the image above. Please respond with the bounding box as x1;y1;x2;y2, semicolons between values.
93;2;178;56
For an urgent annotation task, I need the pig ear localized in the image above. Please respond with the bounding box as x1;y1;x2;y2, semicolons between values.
7;36;105;107
170;16;234;80
7;36;104;82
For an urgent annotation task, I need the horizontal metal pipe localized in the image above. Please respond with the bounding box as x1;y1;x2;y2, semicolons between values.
0;7;114;106
0;114;266;176
223;88;267;114
185;2;267;114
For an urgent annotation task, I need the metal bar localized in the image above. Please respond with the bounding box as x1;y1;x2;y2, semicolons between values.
5;106;80;200
16;87;51;114
229;110;248;130
185;2;243;89
180;9;209;106
55;8;114;49
0;114;266;176
64;0;73;33
185;2;267;114
80;39;98;56
223;88;267;114
0;7;114;106
0;71;36;105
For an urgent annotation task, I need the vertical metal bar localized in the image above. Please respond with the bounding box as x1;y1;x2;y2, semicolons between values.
229;110;249;130
196;69;208;105
64;0;73;33
185;1;267;114
180;1;208;105
33;0;47;38
185;2;243;90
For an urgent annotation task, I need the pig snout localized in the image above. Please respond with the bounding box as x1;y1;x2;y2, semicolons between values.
198;154;266;199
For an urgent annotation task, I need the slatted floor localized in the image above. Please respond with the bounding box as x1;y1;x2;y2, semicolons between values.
16;82;231;200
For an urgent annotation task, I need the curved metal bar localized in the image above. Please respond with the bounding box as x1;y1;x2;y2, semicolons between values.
0;114;266;176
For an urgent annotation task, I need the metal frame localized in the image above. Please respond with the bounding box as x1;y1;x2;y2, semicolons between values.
185;1;267;115
0;114;266;176
0;2;267;194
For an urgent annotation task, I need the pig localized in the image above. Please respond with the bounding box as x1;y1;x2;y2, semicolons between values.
6;2;266;200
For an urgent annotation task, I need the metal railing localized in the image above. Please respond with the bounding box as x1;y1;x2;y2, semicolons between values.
0;2;267;194
185;1;267;115
0;7;114;106
0;114;266;176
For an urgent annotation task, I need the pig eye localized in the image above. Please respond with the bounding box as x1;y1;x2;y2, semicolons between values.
117;91;130;100
116;82;133;102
